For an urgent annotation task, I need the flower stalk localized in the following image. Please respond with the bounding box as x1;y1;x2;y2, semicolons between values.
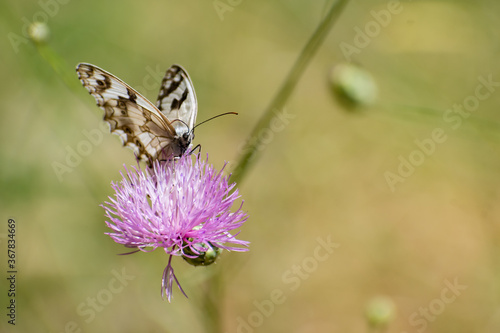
230;0;349;185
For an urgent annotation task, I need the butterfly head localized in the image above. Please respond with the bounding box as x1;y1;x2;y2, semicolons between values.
170;120;195;156
178;131;194;154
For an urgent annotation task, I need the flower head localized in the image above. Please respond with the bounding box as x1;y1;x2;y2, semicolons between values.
103;154;248;301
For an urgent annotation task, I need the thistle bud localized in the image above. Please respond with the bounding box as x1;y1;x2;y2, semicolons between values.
330;63;377;108
28;22;50;43
182;242;223;266
365;296;396;328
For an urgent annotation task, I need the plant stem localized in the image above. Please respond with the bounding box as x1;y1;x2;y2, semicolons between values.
202;265;223;333
230;0;349;185
35;42;81;92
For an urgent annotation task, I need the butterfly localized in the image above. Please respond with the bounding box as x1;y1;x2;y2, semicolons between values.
76;63;198;164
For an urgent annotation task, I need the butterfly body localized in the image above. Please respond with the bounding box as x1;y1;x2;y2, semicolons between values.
162;130;192;160
76;63;198;164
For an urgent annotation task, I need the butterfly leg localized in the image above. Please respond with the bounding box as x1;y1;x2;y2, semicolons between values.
189;144;201;156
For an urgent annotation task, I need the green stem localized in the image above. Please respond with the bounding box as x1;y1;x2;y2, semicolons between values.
202;266;223;333
35;41;81;92
230;0;349;185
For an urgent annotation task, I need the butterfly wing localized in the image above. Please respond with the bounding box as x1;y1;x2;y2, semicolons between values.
156;64;198;136
76;63;178;162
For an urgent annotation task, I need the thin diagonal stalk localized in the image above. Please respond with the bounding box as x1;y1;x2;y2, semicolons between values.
230;0;349;185
207;1;349;331
35;41;81;92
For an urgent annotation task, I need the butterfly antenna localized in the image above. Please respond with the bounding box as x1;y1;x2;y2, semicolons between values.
171;118;190;130
191;112;238;132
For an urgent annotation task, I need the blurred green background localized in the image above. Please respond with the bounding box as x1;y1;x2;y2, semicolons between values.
2;0;500;332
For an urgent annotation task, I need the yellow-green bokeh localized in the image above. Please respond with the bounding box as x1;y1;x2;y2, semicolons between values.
2;1;500;332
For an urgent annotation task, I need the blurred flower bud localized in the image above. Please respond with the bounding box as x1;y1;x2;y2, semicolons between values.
365;296;396;328
28;22;50;43
330;63;377;108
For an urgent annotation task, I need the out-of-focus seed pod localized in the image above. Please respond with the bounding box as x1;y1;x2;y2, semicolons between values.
330;63;377;109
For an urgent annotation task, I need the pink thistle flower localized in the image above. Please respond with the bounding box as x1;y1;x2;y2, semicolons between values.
102;154;248;301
